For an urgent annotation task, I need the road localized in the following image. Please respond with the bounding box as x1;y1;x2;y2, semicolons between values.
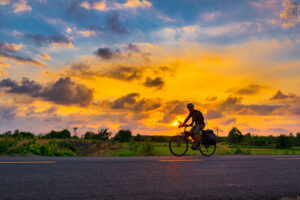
0;155;300;200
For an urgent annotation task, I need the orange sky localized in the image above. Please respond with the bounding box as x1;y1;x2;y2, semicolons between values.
0;0;300;136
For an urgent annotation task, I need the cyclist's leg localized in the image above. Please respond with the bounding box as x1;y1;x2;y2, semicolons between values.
194;124;205;147
190;126;196;141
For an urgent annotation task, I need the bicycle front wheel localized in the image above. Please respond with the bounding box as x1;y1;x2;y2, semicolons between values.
169;135;188;156
199;143;216;156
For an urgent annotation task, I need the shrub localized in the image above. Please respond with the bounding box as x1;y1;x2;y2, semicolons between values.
114;129;132;142
43;129;71;139
139;142;154;156
276;135;293;149
228;127;243;144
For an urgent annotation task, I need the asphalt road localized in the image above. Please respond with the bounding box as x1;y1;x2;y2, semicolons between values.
0;155;300;200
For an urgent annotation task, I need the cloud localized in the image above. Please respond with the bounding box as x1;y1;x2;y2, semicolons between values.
110;92;160;112
80;1;106;11
0;77;94;106
220;118;236;125
0;105;17;119
80;0;151;11
201;11;221;22
105;12;127;34
0;43;23;51
205;96;217;101
205;109;223;119
270;90;296;100
143;77;164;89
13;0;32;13
114;0;151;9
111;93;139;109
94;47;120;59
217;95;285;115
25;34;73;48
103;65;143;81
0;0;10;5
0;52;45;67
0;68;8;77
37;53;50;60
78;30;96;37
238;104;284;115
280;0;300;22
159;101;187;123
123;43;141;52
64;63;145;81
65;62;101;79
235;84;265;95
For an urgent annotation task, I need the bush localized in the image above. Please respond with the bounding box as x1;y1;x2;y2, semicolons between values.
276;135;293;149
43;129;71;139
139;142;154;156
228;127;243;144
114;129;132;142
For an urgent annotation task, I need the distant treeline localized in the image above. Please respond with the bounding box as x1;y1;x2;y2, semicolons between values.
1;127;300;149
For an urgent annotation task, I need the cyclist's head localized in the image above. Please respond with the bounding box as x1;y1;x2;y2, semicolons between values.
187;103;194;111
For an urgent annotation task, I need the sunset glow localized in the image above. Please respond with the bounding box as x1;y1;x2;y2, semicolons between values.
0;0;299;136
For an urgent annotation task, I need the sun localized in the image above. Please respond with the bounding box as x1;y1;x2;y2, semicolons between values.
173;121;179;126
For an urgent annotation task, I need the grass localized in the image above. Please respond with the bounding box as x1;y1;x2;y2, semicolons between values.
1;137;300;156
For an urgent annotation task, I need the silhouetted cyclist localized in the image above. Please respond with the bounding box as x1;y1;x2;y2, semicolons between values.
179;103;205;150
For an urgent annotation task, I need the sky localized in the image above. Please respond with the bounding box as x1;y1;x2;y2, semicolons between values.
0;0;299;136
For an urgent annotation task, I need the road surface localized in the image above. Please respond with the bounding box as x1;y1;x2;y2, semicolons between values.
0;155;300;200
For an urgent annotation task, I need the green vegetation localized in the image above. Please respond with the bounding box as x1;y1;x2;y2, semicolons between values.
0;127;300;156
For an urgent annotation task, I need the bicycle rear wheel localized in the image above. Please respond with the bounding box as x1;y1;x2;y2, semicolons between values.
199;143;216;156
169;135;188;156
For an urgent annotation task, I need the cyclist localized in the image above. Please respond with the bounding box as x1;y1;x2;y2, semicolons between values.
179;103;205;150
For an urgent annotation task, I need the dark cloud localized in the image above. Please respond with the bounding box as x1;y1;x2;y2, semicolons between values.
103;66;143;81
220;118;236;125
124;43;141;52
270;90;296;100
0;43;44;67
236;84;264;95
111;93;139;109
0;77;93;106
218;95;285;115
110;93;160;112
105;12;127;34
219;95;243;111
25;34;72;47
143;77;164;89
26;106;58;116
266;128;289;135
65;62;101;79
205;96;217;101
205;109;223;119
64;63;144;81
94;47;120;60
0;51;44;67
0;105;17;119
159;101;187;123
236;105;284;115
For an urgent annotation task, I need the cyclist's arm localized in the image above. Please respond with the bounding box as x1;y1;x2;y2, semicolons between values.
189;120;194;126
183;113;192;125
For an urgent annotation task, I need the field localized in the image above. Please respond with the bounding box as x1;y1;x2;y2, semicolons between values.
110;142;300;156
2;136;300;156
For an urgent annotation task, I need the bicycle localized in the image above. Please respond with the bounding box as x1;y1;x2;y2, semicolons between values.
169;123;216;157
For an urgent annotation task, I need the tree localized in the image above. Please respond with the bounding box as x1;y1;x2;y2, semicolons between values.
276;134;293;149
228;127;243;144
93;129;112;141
84;131;95;139
114;129;132;142
44;129;71;139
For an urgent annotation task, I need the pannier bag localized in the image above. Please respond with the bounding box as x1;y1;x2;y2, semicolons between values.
202;129;216;145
